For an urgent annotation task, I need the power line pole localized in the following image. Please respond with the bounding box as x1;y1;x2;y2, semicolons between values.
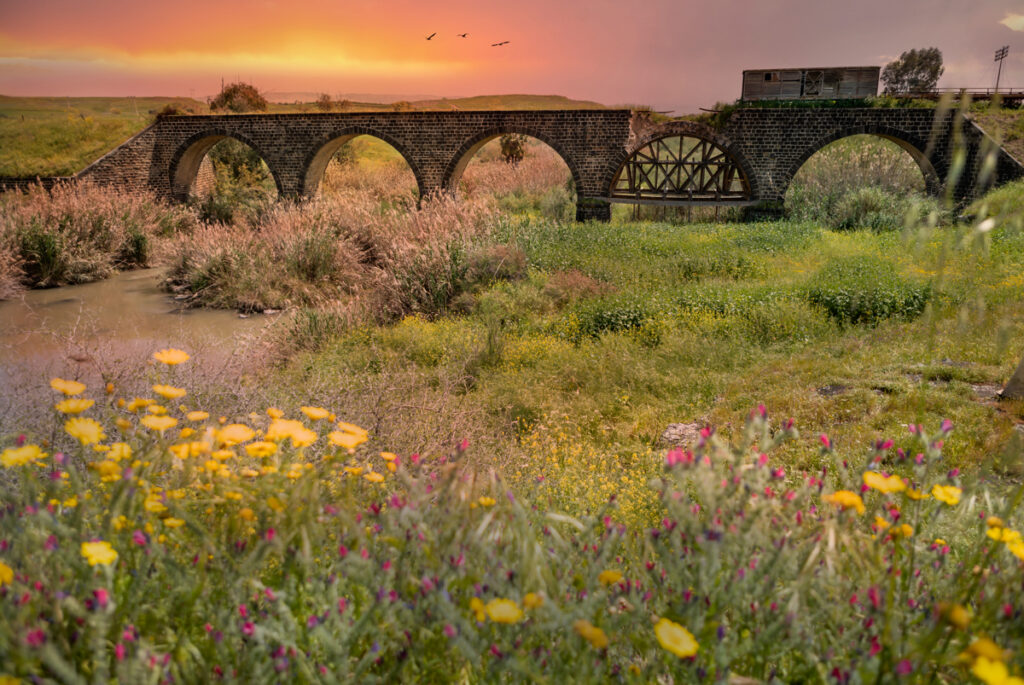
995;45;1009;93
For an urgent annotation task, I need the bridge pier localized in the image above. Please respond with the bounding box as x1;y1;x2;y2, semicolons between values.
576;199;611;222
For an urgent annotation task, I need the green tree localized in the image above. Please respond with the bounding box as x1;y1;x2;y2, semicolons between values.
500;134;527;165
881;48;944;95
210;82;269;113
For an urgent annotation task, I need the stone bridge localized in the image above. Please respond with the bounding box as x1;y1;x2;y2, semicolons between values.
44;108;1024;221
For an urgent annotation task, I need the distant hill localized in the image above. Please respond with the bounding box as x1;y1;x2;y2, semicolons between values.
0;94;611;177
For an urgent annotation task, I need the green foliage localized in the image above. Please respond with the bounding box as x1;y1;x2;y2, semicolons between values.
805;255;931;325
209;82;268;113
499;134;528;165
882;47;945;95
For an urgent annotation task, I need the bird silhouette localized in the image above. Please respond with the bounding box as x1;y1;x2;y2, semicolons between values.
426;32;437;40
457;33;468;38
491;41;510;47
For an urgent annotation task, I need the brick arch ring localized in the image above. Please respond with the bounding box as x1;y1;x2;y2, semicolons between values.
605;120;761;200
169;129;285;201
301;127;426;199
783;126;944;198
442;128;584;196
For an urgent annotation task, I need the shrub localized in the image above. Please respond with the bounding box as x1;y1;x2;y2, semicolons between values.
0;183;199;290
209;82;268;113
830;186;937;231
561;297;661;346
1;365;1022;682
805;255;932;325
499;134;527;165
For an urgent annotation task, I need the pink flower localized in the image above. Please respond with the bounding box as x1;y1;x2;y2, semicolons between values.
940;419;953;433
25;629;45;647
93;588;109;608
444;624;456;638
265;528;275;542
338;544;348;558
896;660;913;675
867;586;881;610
360;548;369;560
242;622;255;636
338;597;348;614
44;535;58;551
115;643;126;661
239;605;248;618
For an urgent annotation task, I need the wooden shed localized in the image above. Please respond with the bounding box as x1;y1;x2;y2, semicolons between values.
741;67;880;101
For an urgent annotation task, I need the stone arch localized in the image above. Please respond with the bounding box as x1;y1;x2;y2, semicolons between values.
443;128;583;195
784;126;943;199
301;128;425;198
606;120;758;201
169;129;283;201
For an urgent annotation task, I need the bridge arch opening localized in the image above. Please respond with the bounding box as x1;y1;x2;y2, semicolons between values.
304;132;421;206
445;131;580;221
785;133;941;227
170;134;280;210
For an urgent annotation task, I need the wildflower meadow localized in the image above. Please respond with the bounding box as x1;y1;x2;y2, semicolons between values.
1;348;1023;683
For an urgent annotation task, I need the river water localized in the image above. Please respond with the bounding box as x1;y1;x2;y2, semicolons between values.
0;269;277;432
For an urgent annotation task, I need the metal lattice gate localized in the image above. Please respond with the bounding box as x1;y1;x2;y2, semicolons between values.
607;135;752;206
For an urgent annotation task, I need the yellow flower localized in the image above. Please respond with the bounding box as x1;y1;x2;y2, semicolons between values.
863;471;906;493
115;417;132;432
152;384;186;400
988;527;1022;544
141;415;178;433
905;487;931;500
344;465;364;476
81;540;118;567
153;348;190;365
973;656;1024;685
598;569;623;586
874;516;890;530
892;524;914;538
55;398;94;414
126;397;154;413
186;410;210;422
267;407;284;419
823;490;866;515
485;598;524;624
1;444;47;467
144;495;167;513
301;406;329;421
1008;539;1024;561
0;560;13;586
364;471;385;483
939;602;971;630
266;419;317;447
163;517;185;528
654;618;699;658
336;421;368;439
478;496;496;507
147;405;168;415
239;507;256;521
987;516;1005;528
524;592;544;609
963;637;1009;663
65;417;105;445
245;441;278;458
934;538;947;546
267;496;285;512
50;377;86;395
218;424;255;446
470;597;486;622
329;431;366;451
573;619;609;649
380;451;397;462
932;484;962;506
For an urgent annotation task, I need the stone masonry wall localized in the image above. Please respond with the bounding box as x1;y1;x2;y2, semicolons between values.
64;107;1024;221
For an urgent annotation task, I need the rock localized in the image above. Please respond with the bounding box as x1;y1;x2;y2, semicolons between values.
817;383;848;396
662;422;701;447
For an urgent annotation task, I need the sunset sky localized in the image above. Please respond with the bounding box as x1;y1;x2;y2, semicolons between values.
1;0;1022;113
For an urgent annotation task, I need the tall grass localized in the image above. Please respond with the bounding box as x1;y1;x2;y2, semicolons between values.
0;182;198;295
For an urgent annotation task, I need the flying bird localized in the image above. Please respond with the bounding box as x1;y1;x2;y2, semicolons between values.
426;32;437;40
457;33;468;38
491;41;510;47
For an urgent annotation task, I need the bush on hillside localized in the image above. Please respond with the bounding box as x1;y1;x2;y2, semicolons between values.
805;255;931;325
209;82;268;113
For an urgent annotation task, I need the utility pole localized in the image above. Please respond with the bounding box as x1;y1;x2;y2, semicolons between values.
995;45;1009;93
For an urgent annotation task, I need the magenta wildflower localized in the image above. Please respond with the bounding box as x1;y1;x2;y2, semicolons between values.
242;622;255;636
